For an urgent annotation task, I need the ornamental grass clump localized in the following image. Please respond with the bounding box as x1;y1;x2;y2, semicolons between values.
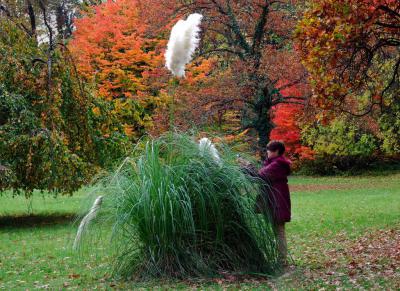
78;133;280;278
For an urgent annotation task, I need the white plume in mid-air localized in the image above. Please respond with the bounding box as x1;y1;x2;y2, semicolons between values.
165;13;203;78
198;137;222;166
73;196;103;250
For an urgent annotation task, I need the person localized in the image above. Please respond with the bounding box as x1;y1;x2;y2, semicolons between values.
238;140;292;265
258;140;292;265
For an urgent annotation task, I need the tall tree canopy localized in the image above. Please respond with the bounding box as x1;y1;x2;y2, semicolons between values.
175;0;310;158
296;0;400;116
69;0;168;137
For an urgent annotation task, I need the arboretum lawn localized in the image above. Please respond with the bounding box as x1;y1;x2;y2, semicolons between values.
1;173;399;290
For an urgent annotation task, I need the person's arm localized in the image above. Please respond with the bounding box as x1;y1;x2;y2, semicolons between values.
237;157;258;177
258;161;285;182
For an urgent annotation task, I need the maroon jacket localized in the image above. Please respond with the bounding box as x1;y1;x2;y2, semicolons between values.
258;156;291;223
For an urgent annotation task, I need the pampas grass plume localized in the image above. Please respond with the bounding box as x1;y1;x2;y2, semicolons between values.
165;13;203;78
198;137;222;166
73;196;103;250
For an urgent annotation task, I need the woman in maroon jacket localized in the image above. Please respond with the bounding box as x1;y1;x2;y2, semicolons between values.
257;141;291;265
240;141;291;264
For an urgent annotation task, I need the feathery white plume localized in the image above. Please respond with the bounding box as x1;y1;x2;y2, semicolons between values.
198;137;222;166
73;196;103;250
165;13;203;78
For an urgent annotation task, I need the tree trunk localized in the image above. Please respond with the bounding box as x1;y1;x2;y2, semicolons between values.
26;0;37;43
241;88;274;161
56;4;66;41
255;102;274;161
250;81;275;161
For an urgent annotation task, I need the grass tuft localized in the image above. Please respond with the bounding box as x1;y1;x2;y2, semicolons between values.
78;133;281;279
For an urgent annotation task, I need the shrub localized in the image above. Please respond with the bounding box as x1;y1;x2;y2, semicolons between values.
379;102;400;155
78;133;280;278
299;117;379;174
301;118;377;157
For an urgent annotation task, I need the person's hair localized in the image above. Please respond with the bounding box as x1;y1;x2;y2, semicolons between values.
267;140;285;155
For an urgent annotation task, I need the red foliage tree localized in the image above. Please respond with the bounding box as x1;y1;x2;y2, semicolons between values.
271;82;314;159
271;104;303;157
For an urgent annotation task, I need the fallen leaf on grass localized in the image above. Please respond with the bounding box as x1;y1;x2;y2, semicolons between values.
68;273;80;279
284;227;400;289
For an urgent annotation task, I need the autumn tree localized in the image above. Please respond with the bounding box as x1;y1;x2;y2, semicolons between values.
296;0;400;116
0;2;128;195
69;0;168;138
296;0;400;156
270;82;313;159
175;0;310;158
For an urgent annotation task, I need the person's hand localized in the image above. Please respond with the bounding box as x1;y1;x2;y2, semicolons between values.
237;157;251;168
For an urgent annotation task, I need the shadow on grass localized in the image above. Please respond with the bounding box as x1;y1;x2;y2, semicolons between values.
0;213;76;229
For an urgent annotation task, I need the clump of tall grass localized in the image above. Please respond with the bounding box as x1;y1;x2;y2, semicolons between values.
78;133;280;278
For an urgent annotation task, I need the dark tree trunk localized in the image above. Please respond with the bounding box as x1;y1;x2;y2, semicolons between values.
241;87;275;161
253;93;274;161
26;0;36;42
56;4;66;40
255;107;273;161
248;75;275;161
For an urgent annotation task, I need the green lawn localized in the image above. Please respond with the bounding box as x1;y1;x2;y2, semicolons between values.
289;175;400;236
1;173;399;289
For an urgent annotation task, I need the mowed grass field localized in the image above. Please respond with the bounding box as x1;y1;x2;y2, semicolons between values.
1;173;399;290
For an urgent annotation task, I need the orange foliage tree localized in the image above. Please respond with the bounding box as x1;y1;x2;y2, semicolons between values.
70;0;168;138
295;0;400;158
296;0;400;116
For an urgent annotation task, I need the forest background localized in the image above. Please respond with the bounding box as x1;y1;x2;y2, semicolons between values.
0;0;399;196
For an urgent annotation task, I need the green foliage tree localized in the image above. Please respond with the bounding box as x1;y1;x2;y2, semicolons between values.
0;19;129;196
